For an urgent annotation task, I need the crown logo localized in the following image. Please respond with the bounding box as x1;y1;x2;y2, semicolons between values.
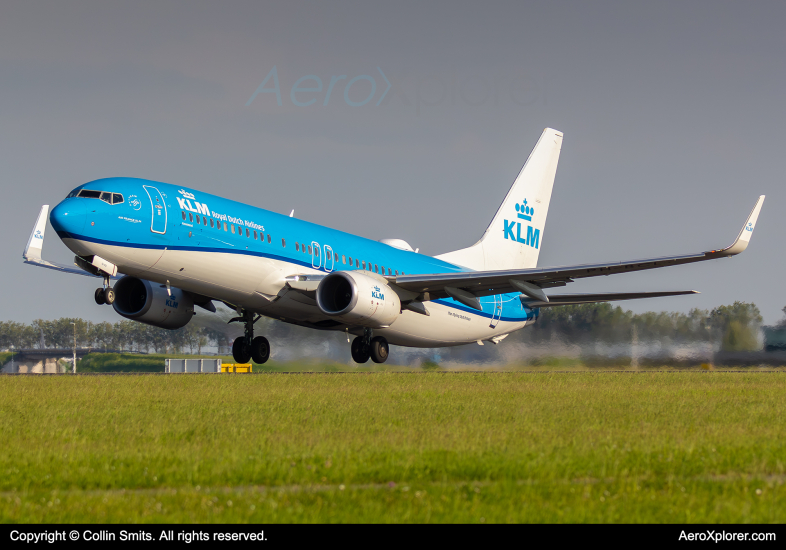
745;222;753;232
178;189;195;200
515;198;534;222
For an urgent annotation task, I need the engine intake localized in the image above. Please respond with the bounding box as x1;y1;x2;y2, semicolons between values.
316;271;400;328
113;276;194;330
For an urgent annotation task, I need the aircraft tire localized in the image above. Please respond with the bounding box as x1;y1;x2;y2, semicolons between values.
351;336;370;364
94;288;106;305
251;336;270;364
232;337;252;364
104;287;116;305
370;336;389;364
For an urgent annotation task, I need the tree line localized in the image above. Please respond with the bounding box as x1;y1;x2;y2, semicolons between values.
0;300;767;354
522;301;763;351
0;318;230;354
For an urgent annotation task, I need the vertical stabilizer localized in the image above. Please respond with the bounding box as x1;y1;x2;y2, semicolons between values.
436;128;563;270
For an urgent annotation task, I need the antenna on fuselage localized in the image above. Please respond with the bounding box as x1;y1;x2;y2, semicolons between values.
289;210;294;217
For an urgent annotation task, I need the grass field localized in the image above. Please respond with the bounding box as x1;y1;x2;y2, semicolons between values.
1;372;785;523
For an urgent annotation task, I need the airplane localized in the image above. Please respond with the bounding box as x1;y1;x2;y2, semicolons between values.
23;128;764;365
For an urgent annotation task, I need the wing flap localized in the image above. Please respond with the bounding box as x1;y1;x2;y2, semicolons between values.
521;290;698;308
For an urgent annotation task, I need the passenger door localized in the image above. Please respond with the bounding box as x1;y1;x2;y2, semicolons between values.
143;185;167;234
489;295;503;328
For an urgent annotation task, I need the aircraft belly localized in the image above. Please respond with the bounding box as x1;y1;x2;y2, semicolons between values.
75;243;531;348
375;302;529;348
65;239;165;276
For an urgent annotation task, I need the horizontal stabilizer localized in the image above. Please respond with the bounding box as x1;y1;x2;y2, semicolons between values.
521;290;699;308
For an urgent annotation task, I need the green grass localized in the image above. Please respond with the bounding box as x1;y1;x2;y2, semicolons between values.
1;372;785;523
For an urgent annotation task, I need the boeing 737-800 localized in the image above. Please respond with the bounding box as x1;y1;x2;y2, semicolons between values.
23;128;764;364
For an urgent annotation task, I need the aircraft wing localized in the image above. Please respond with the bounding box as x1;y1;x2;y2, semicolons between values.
23;205;106;278
393;196;764;303
521;290;699;308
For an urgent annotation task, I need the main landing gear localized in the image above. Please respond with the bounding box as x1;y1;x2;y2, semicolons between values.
230;308;270;364
94;275;115;305
351;328;389;364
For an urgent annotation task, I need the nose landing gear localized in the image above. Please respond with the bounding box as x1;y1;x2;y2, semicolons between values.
351;329;389;364
94;275;115;305
229;308;270;364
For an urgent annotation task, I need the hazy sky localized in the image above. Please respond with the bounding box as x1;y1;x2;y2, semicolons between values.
2;1;785;324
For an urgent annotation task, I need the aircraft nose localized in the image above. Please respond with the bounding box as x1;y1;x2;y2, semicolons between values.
50;199;86;236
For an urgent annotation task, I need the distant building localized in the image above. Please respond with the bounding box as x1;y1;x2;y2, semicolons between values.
763;326;786;351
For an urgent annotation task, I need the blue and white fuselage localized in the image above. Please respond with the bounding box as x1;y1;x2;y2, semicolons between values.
49;177;535;347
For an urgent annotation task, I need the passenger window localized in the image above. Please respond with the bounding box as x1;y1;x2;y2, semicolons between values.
254;231;257;240
356;259;360;268
112;193;124;204
195;214;200;224
210;219;214;228
348;256;352;265
189;212;193;223
342;255;346;264
395;270;398;276
308;245;312;255
316;248;320;257
204;217;208;226
374;264;378;273
267;234;271;243
362;261;366;269
388;268;392;276
381;266;385;274
334;252;338;261
182;211;186;221
224;222;228;231
231;224;235;234
282;238;286;247
245;228;249;237
296;243;299;252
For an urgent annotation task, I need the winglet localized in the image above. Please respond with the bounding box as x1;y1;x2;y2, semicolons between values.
23;205;49;261
717;196;765;256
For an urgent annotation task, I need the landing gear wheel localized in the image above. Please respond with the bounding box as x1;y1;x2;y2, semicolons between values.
351;336;370;364
94;288;106;305
251;336;270;364
232;337;251;364
104;287;116;305
370;336;389;364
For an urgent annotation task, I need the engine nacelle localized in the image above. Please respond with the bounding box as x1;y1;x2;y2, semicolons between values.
316;271;400;328
112;276;195;330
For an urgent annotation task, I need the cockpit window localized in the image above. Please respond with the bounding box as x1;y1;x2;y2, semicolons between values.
75;189;123;205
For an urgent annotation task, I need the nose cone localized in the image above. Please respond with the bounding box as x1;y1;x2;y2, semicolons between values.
50;199;86;236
